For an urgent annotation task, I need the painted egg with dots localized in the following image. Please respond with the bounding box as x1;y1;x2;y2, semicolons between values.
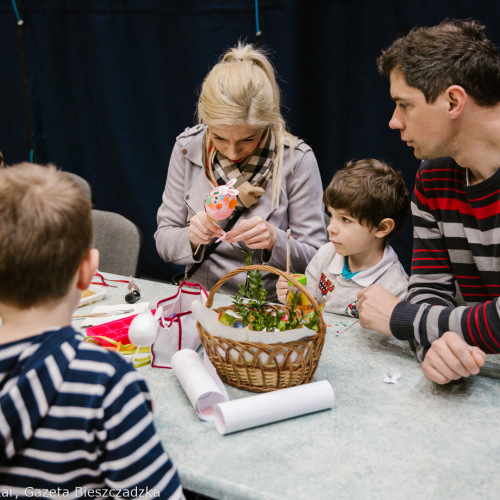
204;179;239;221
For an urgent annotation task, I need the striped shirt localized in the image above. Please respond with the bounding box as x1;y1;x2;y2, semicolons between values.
0;327;184;499
390;158;500;360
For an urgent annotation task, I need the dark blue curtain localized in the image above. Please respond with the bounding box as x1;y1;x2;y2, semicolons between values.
2;0;500;280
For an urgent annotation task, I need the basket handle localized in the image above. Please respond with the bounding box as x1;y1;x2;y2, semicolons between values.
206;264;321;314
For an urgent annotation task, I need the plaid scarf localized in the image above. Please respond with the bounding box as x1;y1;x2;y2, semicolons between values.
202;127;276;209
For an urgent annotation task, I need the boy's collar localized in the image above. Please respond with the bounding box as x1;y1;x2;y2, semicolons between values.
329;246;400;286
341;257;361;280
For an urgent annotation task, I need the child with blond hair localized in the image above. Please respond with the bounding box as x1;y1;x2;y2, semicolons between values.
0;163;183;498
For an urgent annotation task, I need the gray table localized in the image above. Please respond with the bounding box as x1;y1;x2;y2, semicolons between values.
74;273;500;500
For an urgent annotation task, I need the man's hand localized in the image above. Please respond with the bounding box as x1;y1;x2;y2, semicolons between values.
225;216;277;252
422;331;486;384
357;284;400;335
188;211;224;249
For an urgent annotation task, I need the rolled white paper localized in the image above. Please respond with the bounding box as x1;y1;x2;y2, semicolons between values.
213;380;335;435
171;349;228;421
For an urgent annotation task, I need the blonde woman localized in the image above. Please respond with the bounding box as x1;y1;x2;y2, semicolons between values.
155;42;327;298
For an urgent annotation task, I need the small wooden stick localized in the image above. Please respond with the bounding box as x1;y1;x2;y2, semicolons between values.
286;229;291;274
72;308;133;319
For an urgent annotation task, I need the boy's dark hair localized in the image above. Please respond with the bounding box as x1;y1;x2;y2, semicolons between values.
377;18;500;106
323;159;410;243
0;163;93;308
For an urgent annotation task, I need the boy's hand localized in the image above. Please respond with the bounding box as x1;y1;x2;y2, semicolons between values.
188;211;224;249
225;217;277;252
422;331;486;384
276;275;288;304
357;284;399;335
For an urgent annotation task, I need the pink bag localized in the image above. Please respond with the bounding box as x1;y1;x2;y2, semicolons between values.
151;281;208;368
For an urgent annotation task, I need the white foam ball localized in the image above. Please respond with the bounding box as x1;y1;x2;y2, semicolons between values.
128;311;159;347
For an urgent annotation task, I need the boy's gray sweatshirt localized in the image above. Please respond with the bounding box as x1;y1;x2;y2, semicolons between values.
305;243;408;317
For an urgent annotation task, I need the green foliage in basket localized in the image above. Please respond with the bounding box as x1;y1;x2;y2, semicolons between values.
228;253;319;332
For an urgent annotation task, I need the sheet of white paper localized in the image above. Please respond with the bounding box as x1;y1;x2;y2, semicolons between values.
171;349;229;421
81;302;150;327
213;380;335;435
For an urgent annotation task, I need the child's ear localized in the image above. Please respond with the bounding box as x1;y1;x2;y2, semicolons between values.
375;218;395;239
76;249;100;291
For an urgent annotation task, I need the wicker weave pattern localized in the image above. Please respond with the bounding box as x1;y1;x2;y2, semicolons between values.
197;265;326;392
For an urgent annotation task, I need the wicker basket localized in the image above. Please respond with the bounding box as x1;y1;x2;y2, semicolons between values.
197;265;326;392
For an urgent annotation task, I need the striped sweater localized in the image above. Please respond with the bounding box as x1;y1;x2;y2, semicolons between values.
390;158;500;360
0;326;184;499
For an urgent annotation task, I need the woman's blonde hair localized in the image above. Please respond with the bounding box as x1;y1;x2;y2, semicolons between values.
197;42;297;207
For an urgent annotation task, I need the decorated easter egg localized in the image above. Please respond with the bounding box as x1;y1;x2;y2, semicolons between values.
204;179;239;221
218;311;236;326
128;311;159;347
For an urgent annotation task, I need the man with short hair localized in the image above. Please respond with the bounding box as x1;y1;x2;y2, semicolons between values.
357;19;500;384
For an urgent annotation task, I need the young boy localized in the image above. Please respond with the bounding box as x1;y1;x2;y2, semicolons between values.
0;163;183;498
277;159;410;317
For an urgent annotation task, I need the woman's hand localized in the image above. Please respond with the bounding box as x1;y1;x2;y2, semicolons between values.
188;211;224;250
276;275;289;304
225;216;277;251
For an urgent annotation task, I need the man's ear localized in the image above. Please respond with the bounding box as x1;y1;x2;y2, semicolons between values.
76;249;100;291
445;85;467;118
375;218;395;239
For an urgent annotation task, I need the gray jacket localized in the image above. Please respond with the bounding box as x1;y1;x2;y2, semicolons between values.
155;125;327;299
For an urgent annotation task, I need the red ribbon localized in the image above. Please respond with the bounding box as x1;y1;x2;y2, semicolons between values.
90;271;130;288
